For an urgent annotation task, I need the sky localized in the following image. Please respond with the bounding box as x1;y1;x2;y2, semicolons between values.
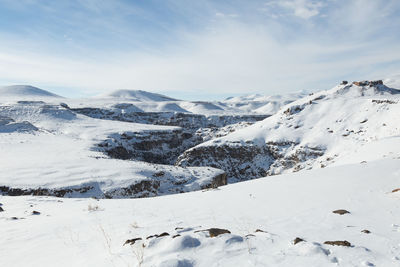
0;0;399;100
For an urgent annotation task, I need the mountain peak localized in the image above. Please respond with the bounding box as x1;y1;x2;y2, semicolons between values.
333;80;400;97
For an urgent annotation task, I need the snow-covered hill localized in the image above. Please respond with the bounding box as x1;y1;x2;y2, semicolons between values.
1;149;400;266
0;85;62;99
0;102;226;198
66;90;305;116
101;89;179;102
176;80;400;181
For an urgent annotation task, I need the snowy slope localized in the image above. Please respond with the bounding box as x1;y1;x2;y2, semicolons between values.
222;92;307;114
177;81;400;180
0;85;62;99
0;102;225;197
65;90;305;116
1;150;399;266
101;89;179;101
384;74;400;89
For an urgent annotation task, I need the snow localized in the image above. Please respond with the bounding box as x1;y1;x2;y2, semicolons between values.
62;90;304;116
1;153;399;266
0;85;62;99
1;81;400;266
0;102;223;196
100;89;179;102
384;74;400;90
189;81;400;176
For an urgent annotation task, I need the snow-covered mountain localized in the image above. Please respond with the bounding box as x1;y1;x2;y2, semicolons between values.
68;89;306;115
0;85;63;99
176;80;400;181
101;89;179;102
223;92;307;114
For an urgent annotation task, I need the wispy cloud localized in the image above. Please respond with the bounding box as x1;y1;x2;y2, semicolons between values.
265;0;323;19
0;0;399;99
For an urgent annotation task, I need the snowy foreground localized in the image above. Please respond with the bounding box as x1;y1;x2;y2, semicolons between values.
1;150;400;266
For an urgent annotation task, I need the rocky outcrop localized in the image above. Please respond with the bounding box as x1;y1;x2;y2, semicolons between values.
98;129;203;164
353;80;383;86
201;172;227;189
176;143;274;181
176;141;325;181
104;180;161;198
72;108;268;129
0;116;38;133
0;167;227;199
0;185;96;198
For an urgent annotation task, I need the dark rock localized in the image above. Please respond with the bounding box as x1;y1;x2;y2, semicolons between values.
105;180;160;198
172;234;181;238
105;146;132;160
324;240;352;247
0;207;3;212
341;81;348;85
361;229;371;234
177;140;324;181
123;237;142;246
176;143;273;181
146;235;156;239
369;80;383;86
353;81;369;86
372;99;397;104
157;232;170;238
353;80;383;87
255;229;267;233
392;188;400;193
333;209;350;215
32;210;40;215
201;172;227;189
0;185;93;198
153;171;165;177
293;237;305;245
206;228;231;237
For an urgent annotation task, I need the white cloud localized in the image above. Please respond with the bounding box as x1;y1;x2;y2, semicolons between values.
265;0;323;19
0;0;399;98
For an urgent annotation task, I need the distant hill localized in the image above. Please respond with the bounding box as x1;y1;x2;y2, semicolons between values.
0;85;62;98
102;89;178;102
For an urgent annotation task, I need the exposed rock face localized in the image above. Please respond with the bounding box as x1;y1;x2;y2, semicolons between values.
104;180;161;198
0;168;227;198
0;116;38;133
0;185;96;198
98;129;203;164
176;141;324;181
201;228;231;237
176;143;273;181
324;240;352;247
353;80;383;86
96;115;266;166
72;108;268;129
201;172;227;189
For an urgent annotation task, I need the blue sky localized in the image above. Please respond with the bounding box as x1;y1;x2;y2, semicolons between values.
0;0;399;100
